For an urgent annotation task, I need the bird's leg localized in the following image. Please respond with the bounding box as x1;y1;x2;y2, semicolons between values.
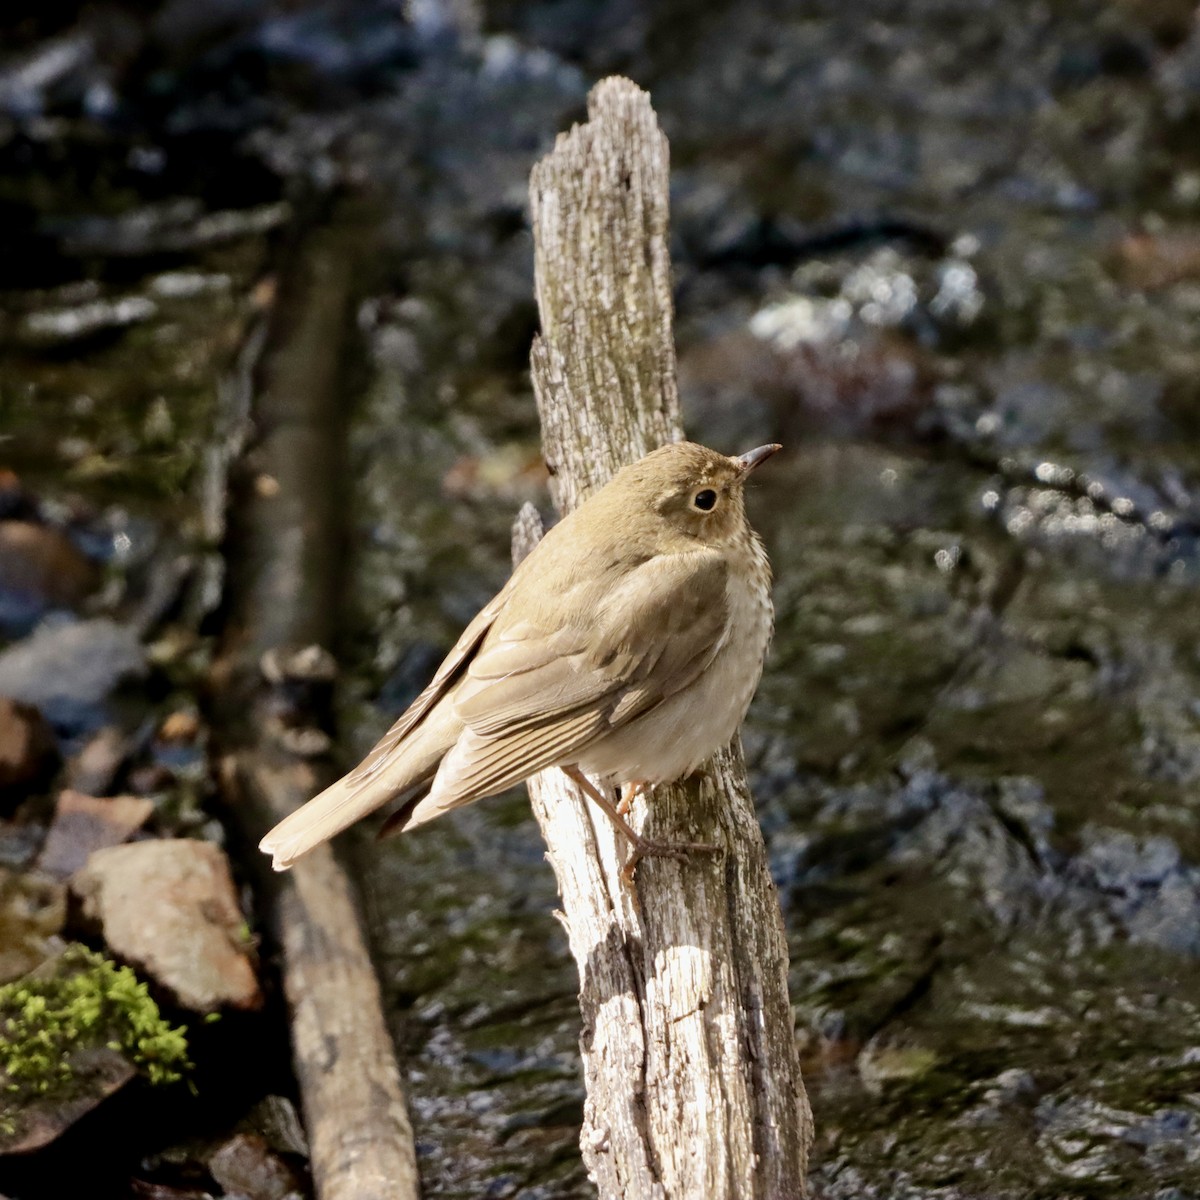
561;766;718;882
616;779;648;817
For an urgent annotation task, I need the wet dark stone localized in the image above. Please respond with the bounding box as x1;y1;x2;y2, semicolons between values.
0;471;36;521
126;763;176;796
66;726;130;796
36;790;154;881
0;618;145;736
1067;827;1200;956
0;695;57;798
786;767;1200;958
0;520;100;637
258;645;337;740
0;1046;136;1156
0;866;67;982
207;1131;304;1200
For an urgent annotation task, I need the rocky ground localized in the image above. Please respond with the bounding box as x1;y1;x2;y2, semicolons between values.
2;0;1200;1197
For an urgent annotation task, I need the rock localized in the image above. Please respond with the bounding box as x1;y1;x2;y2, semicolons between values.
0;696;57;798
0;520;99;636
19;295;158;346
208;1133;304;1200
273;725;332;758
127;763;175;795
1035;1095;1200;1189
0;945;189;1156
66;726;130;795
127;1181;213;1200
1067;826;1200;956
857;1037;940;1095
153;710;207;776
245;1094;309;1157
36;791;154;881
0;618;146;733
0;31;96;120
259;645;336;751
0;868;67;984
0;821;44;871
1;1046;135;1155
71;841;261;1013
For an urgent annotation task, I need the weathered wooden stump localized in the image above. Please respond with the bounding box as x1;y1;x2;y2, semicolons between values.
516;77;812;1200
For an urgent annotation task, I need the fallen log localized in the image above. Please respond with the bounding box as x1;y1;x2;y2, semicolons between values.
215;197;419;1200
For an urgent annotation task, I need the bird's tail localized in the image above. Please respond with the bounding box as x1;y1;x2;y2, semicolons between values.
259;702;460;870
258;771;411;871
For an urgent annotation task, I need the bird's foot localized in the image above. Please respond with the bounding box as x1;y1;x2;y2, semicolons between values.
616;779;648;818
561;766;719;883
619;833;719;884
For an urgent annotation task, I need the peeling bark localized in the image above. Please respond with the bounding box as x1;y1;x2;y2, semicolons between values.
517;78;812;1200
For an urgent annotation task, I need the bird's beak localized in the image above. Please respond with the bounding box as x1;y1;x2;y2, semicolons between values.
736;444;782;475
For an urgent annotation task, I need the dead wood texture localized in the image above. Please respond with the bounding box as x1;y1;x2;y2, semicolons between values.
220;205;419;1200
518;76;812;1200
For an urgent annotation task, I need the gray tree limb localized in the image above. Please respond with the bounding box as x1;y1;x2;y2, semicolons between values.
515;76;812;1200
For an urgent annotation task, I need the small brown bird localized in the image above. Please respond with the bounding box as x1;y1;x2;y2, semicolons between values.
260;441;780;872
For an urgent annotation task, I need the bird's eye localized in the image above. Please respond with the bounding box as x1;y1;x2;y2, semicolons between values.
693;489;718;511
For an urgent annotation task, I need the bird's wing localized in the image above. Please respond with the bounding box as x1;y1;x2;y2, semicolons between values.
429;550;732;804
259;585;514;869
345;582;511;788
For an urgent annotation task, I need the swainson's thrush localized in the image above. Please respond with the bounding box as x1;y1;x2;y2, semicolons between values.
260;441;780;872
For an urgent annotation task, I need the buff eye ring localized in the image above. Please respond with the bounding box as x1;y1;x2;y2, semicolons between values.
693;489;718;511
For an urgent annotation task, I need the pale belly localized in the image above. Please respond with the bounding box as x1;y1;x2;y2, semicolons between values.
573;560;772;785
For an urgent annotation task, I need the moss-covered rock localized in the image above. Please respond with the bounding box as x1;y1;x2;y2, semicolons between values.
0;944;190;1152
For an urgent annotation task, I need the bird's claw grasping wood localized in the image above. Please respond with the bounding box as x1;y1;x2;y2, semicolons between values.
561;764;719;882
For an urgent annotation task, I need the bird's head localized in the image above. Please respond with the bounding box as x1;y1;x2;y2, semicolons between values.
613;440;780;548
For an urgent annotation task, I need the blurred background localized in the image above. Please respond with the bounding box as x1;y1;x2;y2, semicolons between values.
2;0;1200;1196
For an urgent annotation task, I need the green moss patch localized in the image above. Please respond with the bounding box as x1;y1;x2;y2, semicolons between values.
1;944;191;1142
